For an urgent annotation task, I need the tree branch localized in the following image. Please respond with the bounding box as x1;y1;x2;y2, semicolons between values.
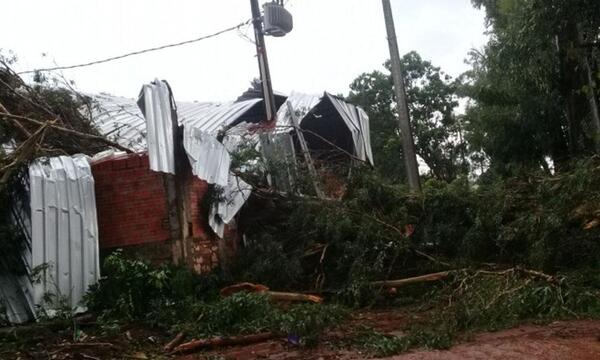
0;112;133;153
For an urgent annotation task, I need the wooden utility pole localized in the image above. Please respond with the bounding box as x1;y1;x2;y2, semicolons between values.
577;25;600;152
381;0;421;192
250;0;277;123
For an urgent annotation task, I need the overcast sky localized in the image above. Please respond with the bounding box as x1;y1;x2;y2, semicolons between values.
2;0;488;102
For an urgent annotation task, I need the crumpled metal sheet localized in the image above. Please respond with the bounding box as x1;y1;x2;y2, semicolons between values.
272;92;374;165
88;94;152;152
29;155;100;316
275;92;321;133
183;126;230;187
209;173;252;238
325;93;374;165
90;94;260;150
356;107;374;165
181;99;261;134
89;88;374;238
138;80;177;174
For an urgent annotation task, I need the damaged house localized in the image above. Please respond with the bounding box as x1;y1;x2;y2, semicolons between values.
0;80;373;324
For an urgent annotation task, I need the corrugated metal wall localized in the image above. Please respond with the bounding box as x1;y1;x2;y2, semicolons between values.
29;155;100;314
0;155;101;323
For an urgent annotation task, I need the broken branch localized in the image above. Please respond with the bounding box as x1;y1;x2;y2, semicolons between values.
0;111;133;153
371;270;456;288
163;332;186;352
172;332;276;354
220;282;324;303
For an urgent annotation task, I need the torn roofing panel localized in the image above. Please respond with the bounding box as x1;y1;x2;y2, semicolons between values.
275;92;321;133
90;94;262;151
324;93;374;165
138;80;176;174
181;99;262;134
183;126;231;187
209;172;252;238
273;92;374;165
357;107;374;165
89;94;149;151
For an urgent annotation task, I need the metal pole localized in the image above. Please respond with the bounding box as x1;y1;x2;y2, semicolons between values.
381;0;421;192
250;0;277;123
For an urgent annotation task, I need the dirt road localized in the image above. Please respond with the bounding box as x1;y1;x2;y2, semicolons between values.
184;319;600;359
384;320;600;360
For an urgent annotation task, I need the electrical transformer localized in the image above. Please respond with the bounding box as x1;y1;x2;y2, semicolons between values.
263;2;293;37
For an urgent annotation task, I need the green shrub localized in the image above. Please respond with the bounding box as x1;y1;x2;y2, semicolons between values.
187;292;274;337
85;250;171;320
275;304;348;346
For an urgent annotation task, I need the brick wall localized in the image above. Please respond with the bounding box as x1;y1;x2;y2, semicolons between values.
185;174;210;240
92;153;171;248
92;152;233;271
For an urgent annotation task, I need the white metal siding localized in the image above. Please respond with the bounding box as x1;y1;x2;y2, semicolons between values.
138;81;177;174
29;155;100;314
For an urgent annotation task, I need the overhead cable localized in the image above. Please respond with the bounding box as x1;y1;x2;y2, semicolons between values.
18;19;252;74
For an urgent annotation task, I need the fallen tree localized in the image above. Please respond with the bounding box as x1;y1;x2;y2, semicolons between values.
0;60;132;185
371;267;556;289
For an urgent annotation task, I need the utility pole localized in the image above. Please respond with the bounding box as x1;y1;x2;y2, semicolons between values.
381;0;421;192
577;25;600;152
250;0;277;123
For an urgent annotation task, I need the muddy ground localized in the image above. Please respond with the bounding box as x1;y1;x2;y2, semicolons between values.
3;311;600;359
188;315;600;360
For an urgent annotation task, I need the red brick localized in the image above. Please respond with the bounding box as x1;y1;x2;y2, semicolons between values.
126;156;141;169
112;159;127;170
91;151;226;269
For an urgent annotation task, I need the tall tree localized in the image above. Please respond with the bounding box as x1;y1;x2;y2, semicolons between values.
463;0;600;175
349;52;467;182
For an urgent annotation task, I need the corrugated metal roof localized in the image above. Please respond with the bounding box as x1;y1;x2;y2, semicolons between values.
89;93;260;151
181;99;262;133
274;92;374;165
90;91;373;165
184;126;231;187
89;94;150;152
29;155;100;315
275;92;321;133
325;93;374;165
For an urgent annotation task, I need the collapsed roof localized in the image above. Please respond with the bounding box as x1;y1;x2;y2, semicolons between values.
91;83;374;237
89;90;374;166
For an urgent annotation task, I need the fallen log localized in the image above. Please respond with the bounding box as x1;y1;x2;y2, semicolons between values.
171;332;276;354
220;282;323;303
371;270;455;288
220;282;269;297
163;332;186;352
372;267;557;289
267;291;323;304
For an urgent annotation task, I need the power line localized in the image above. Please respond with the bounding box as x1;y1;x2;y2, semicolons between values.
18;19;252;74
